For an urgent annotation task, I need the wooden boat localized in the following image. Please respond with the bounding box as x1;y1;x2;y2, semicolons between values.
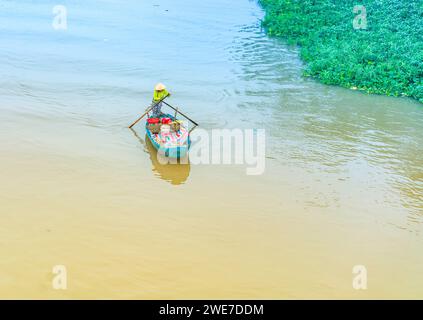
145;113;191;158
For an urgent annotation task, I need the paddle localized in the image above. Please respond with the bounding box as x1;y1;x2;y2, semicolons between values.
128;94;169;128
161;101;199;127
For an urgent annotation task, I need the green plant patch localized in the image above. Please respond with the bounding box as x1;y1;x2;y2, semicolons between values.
259;0;423;103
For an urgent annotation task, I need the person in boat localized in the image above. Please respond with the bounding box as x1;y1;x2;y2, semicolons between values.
151;83;170;117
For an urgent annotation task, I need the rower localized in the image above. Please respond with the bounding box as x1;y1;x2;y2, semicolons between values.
151;83;170;117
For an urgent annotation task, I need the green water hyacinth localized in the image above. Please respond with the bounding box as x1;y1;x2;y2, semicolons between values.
259;0;423;103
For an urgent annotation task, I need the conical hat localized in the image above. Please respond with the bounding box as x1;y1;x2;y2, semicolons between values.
155;83;166;91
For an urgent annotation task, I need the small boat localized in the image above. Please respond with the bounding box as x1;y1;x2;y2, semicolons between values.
145;113;191;158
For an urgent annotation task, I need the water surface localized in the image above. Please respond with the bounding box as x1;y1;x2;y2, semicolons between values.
0;0;422;298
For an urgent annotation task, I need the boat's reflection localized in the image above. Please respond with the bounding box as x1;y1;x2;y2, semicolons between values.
130;128;191;185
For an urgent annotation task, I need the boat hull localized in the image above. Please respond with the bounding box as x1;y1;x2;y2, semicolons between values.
145;115;191;159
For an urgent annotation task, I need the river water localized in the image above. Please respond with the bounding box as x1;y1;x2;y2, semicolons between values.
0;0;422;298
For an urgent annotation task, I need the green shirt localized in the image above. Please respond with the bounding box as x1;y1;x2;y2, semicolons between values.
153;89;170;102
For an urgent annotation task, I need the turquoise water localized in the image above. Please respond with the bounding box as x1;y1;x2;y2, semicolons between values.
0;0;423;298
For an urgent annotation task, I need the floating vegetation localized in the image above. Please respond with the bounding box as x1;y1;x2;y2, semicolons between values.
260;0;423;103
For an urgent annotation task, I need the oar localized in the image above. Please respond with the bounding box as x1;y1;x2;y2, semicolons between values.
161;101;199;127
128;95;169;129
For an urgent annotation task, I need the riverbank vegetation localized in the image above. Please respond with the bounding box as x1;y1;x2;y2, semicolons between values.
259;0;423;102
